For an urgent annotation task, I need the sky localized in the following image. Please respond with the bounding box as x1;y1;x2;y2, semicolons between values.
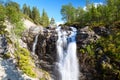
11;0;105;24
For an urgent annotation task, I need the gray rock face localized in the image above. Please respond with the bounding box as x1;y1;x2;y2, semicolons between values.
0;34;8;54
22;26;102;80
22;27;58;75
0;58;39;80
22;26;43;51
93;26;110;37
77;26;100;48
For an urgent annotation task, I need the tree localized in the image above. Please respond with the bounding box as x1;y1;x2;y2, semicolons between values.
5;1;25;37
61;3;76;23
50;17;55;25
75;7;85;25
27;6;32;18
5;1;20;12
22;4;32;18
22;4;28;15
31;7;40;25
115;0;120;20
0;4;6;34
5;1;21;24
40;9;49;27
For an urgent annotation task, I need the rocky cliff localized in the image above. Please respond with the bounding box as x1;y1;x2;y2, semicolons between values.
22;26;103;80
0;22;111;80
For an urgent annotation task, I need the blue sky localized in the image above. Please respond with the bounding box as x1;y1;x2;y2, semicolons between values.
12;0;105;24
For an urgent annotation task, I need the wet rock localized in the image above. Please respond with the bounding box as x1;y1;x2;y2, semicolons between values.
35;30;58;72
22;26;101;80
22;27;58;78
22;26;43;51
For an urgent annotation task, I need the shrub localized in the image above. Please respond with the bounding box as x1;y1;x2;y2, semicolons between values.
15;47;36;77
13;21;26;37
86;44;94;56
3;52;11;59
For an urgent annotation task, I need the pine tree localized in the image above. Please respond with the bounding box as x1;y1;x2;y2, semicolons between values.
31;7;40;25
40;9;49;27
50;17;55;25
22;4;28;15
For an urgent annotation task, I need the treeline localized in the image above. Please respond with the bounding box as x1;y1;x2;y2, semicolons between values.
0;0;56;37
22;4;56;27
61;0;120;27
0;0;56;28
0;1;25;36
22;4;50;27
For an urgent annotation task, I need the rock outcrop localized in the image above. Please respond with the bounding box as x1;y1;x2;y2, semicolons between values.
0;34;7;54
77;26;100;48
22;26;101;80
22;27;58;79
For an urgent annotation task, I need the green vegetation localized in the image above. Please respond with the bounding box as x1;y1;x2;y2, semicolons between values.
79;29;120;79
1;0;120;79
22;4;50;27
15;44;36;77
31;7;41;25
5;1;25;37
0;4;7;34
3;52;11;59
61;0;120;27
50;17;55;25
0;1;25;37
39;78;46;80
13;21;25;37
62;3;120;79
0;0;53;37
40;9;49;27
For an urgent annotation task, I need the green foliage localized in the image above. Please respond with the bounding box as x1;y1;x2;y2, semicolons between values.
4;1;25;37
39;78;46;80
15;46;36;77
96;31;120;79
61;0;120;27
22;4;31;17
3;52;11;59
31;7;41;25
79;29;120;79
0;4;6;21
22;4;50;26
86;44;94;56
50;17;55;25
0;4;7;34
40;9;49;27
79;49;85;54
6;1;21;24
61;3;76;23
13;21;25;37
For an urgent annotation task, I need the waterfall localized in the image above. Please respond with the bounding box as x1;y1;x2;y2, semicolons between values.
56;27;79;80
32;35;39;55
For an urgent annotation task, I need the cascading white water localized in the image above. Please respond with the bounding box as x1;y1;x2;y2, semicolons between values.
32;35;39;55
56;27;79;80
